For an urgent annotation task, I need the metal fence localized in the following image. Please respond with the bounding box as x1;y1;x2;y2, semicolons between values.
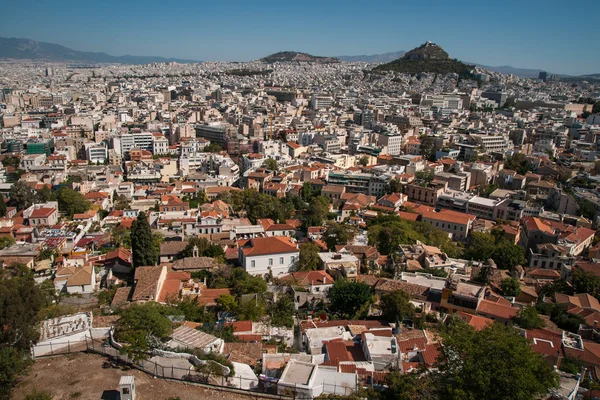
84;338;292;399
33;337;356;399
31;339;89;358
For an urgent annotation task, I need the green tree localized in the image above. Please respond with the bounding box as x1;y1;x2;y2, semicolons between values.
381;369;438;400
500;277;521;297
464;232;496;261
216;294;238;313
303;196;331;228
204;142;223;153
55;187;91;217
296;242;321;271
503;153;532;175
237;297;265;320
386;179;403;194
571;267;600;297
263;158;279;171
115;303;172;359
197;189;208;205
8;181;35;211
178;237;224;259
111;225;131;248
269;294;296;327
492;240;526;270
230;268;267;296
0;198;5;218
358;155;369;166
130;212;158;267
322;223;356;251
437;320;558;400
301;182;314;202
420;135;435;161
35;186;54;203
2;155;20;169
380;290;415;323
0;266;50;398
0;236;14;250
514;306;545;330
328;279;373;319
113;194;131;210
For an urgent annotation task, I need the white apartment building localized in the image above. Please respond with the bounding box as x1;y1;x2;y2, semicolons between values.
86;143;108;163
115;132;154;154
311;94;334;110
153;135;169;155
470;134;511;154
378;132;403;155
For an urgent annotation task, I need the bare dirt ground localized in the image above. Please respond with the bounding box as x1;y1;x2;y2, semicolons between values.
12;352;254;400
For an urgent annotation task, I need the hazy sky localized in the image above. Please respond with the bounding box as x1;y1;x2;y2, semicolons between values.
1;0;599;75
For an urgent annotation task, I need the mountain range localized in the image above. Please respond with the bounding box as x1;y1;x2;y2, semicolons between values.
0;37;199;64
336;51;406;63
0;36;595;78
260;51;339;63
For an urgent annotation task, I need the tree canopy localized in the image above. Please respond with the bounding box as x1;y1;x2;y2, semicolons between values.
514;306;545;330
436;320;558;400
296;242;321;271
571;267;600;298
268;294;296;327
367;214;461;257
380;290;415;323
220;189;294;224
55;187;90;217
503;153;533;175
262;158;278;171
500;277;521;297
464;232;525;270
8;181;35;211
0;266;51;398
203;142;223;153
323;222;356;251
303;196;331;228
130;212;158;267
115;303;172;359
328;279;373;319
178;237;224;259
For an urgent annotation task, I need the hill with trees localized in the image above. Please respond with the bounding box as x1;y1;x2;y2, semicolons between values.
373;41;475;79
261;51;339;64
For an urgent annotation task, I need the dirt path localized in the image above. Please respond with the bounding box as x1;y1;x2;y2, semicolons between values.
13;352;256;400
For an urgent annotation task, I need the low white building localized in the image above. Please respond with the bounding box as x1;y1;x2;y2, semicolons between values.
238;236;299;277
277;359;357;398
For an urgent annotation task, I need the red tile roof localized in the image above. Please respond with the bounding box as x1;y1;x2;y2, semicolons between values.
239;236;298;257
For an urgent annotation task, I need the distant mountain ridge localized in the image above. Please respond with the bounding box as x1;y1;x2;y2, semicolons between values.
336;51;406;63
0;37;199;64
260;51;339;64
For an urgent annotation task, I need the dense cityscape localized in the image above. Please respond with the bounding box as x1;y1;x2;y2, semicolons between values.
1;38;600;400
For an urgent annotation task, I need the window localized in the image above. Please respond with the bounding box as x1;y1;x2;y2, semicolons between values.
269;258;273;266
122;388;130;395
280;257;284;264
251;260;255;268
291;256;296;263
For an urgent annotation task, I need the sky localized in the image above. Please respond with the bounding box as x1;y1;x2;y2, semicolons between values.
1;0;599;75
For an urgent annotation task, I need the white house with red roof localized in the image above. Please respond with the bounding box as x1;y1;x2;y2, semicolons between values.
23;202;59;227
238;236;300;277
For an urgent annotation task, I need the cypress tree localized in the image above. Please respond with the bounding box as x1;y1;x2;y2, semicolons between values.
131;211;157;268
